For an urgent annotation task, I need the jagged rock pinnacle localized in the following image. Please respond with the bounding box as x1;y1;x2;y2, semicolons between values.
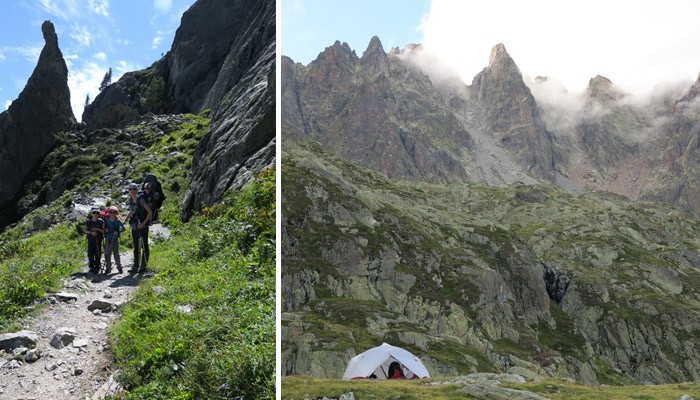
0;20;75;228
488;43;509;67
363;36;385;57
587;75;623;102
41;20;58;48
679;71;700;102
361;36;389;74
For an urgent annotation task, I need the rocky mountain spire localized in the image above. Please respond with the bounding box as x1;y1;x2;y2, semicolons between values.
471;43;555;181
586;75;623;103
0;20;75;224
361;36;389;76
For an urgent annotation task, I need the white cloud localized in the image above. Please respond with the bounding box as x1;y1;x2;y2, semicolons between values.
70;25;92;47
421;0;700;97
88;0;110;16
35;0;81;20
94;52;106;60
154;0;172;12
152;30;164;48
115;60;138;76
4;100;11;110
68;61;108;121
0;46;42;63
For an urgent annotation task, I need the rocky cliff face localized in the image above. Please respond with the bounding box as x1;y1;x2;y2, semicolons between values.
181;0;275;217
82;0;275;217
0;21;75;228
282;140;700;384
282;40;555;186
282;37;477;184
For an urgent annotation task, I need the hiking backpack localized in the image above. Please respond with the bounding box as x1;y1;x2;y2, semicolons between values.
142;173;166;209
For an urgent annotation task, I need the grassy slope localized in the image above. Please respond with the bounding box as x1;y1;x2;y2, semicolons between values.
282;376;700;400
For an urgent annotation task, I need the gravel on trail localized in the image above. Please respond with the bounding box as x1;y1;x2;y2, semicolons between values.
0;249;154;400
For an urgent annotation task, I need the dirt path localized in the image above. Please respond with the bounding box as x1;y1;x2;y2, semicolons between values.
0;248;154;399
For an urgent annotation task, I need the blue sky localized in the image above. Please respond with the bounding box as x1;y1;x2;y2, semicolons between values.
282;0;700;97
281;0;430;66
0;0;196;121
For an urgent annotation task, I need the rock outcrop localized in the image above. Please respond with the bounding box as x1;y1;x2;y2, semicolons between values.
181;0;276;217
82;0;275;218
0;21;75;228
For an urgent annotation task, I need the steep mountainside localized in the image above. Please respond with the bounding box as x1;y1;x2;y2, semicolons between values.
0;21;76;229
281;37;700;385
282;140;700;384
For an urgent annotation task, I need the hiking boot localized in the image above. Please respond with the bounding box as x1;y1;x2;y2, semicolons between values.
129;267;138;274
105;268;111;274
117;266;123;274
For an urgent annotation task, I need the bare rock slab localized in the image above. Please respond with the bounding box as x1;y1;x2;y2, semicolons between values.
54;292;79;302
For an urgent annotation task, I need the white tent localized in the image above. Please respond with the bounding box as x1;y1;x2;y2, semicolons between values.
342;342;430;380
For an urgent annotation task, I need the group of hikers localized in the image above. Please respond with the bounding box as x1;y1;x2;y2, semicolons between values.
83;173;164;274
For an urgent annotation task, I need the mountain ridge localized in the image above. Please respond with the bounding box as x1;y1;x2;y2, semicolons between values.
283;36;700;216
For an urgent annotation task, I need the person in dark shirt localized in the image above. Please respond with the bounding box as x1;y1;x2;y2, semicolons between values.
83;207;105;273
125;183;152;273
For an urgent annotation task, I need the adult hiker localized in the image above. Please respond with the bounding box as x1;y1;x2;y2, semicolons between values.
126;183;152;273
83;207;105;273
104;205;125;274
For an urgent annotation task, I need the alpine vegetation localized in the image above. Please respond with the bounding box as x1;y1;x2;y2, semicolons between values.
0;0;275;398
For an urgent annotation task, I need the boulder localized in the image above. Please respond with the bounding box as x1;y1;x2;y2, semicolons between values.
0;330;38;352
50;328;76;349
88;299;116;312
54;292;79;302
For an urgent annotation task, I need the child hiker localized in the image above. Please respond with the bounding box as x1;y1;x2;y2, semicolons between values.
104;205;125;274
83;207;105;273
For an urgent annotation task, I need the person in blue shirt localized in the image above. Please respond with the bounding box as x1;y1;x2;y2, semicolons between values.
104;205;125;274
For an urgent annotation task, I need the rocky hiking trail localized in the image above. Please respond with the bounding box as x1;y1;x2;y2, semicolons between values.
0;224;170;399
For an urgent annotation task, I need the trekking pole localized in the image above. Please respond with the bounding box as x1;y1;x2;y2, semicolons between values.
140;233;147;270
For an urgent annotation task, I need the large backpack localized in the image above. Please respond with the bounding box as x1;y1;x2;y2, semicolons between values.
142;173;166;209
